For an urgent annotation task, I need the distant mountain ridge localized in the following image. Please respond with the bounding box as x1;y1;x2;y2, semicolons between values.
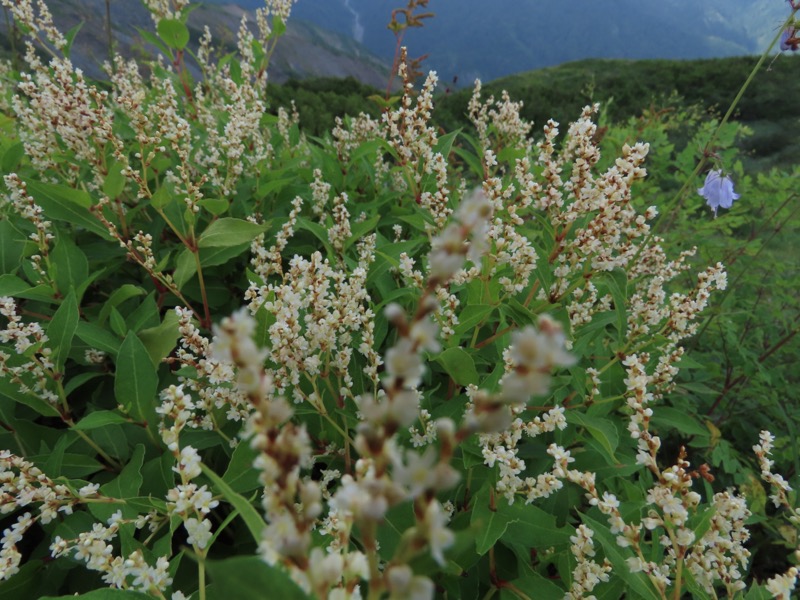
0;0;391;86
208;0;790;84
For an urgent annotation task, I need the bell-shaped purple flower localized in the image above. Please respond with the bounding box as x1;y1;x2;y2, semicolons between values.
697;170;740;217
781;26;799;51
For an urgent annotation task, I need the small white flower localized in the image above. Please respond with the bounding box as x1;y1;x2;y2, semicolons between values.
184;518;213;549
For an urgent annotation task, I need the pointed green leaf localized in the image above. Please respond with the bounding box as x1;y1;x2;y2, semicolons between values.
115;332;158;423
436;347;479;387
138;309;180;367
0;220;26;274
197;218;268;248
470;482;519;555
50;236;88;297
202;463;264;544
98;285;146;326
222;441;261;493
73;410;130;431
205;557;310;600
0;378;60;417
75;321;121;356
47;290;79;373
25;181;111;239
157;18;190;50
567;411;619;462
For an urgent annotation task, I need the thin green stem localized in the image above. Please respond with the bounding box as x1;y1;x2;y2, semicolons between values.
198;549;207;600
193;249;212;329
481;587;498;600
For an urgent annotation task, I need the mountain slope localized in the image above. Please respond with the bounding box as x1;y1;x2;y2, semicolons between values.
238;0;791;83
0;0;391;86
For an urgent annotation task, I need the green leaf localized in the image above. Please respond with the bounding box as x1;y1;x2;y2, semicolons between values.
202;463;265;544
25;181;111;239
199;198;230;216
502;502;574;548
150;183;173;210
0;220;26;274
102;160;127;198
1;142;25;173
197;218;269;249
32;451;102;478
50;235;89;297
597;269;628;342
470;482;519;555
744;584;774;600
453;304;494;337
566;411;619;463
47;290;79;373
138;310;180;367
73;410;129;431
501;574;564;600
115;332;158;423
63;22;83;57
104;444;144;498
222;441;261;493
651;407;708;437
270;15;287;38
690;505;717;542
64;371;105;395
0;274;32;297
75;321;122;356
92;445;145;521
157;18;190;50
436;347;480;387
98;285;146;326
205;557;310;600
434;128;460;159
109;306;128;337
0;378;60;417
0;560;43;599
295;217;333;256
345;214;380;250
136;27;169;56
0;275;54;303
93;423;131;463
173;248;196;289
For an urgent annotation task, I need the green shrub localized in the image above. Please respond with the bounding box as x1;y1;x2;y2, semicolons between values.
0;1;798;599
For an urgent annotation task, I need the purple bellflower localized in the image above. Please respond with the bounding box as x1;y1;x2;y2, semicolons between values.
781;26;799;51
698;170;740;217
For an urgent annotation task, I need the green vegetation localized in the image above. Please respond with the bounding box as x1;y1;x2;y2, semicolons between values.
271;55;800;171
268;77;381;136
0;1;800;599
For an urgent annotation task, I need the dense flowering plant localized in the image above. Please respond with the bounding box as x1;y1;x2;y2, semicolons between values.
0;0;798;599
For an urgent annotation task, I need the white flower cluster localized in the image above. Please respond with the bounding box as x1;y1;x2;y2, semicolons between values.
754;430;794;511
0;0;66;50
172;307;250;425
2;174;54;281
0;296;58;407
565;525;612;599
50;511;172;594
13;51;114;188
141;0;190;25
0;450;102;580
246;235;379;399
468;80;533;154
